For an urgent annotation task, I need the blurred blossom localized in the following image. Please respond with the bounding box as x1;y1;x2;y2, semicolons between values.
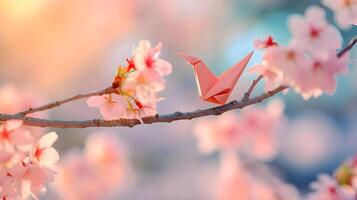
53;132;129;200
0;84;47;139
279;112;340;170
194;99;284;161
322;0;357;29
217;152;300;200
307;174;355;200
0;84;45;118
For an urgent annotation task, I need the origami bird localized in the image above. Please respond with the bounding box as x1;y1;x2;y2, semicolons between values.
177;51;254;105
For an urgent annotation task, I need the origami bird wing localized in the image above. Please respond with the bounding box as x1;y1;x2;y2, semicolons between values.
176;52;217;98
203;51;254;104
177;51;253;105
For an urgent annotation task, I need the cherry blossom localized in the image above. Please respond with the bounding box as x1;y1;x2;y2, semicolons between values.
31;132;59;167
322;0;357;29
133;40;172;77
292;53;349;99
289;6;342;59
194;113;243;154
0;84;46;118
194;99;284;161
217;152;300;200
0;131;59;200
307;174;355;200
239;99;284;160
9;162;56;200
252;6;348;100
53;132;128;200
87;94;127;120
250;45;307;92
0;120;34;150
87;39;172;120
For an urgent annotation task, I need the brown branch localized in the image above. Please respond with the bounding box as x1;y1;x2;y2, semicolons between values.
0;86;288;128
337;37;357;58
17;87;117;116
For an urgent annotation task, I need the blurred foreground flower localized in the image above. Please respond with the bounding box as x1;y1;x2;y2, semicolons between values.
194;99;284;161
322;0;357;29
217;152;300;200
307;154;357;200
0;131;58;200
53;132;129;200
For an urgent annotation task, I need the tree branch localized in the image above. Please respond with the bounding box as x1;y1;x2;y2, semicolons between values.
0;86;288;128
242;75;263;101
0;37;355;129
337;37;357;58
17;87;117;116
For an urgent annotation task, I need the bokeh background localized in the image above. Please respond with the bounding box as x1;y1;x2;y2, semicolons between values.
0;0;356;199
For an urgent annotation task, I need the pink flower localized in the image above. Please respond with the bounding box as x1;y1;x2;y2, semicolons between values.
307;174;355;200
124;40;172;93
123;77;162;104
291;53;349;99
0;84;46;118
217;152;300;200
31;132;59;167
289;6;342;59
322;0;357;29
194;113;244;154
0;120;34;150
9;162;56;200
133;40;172;76
239;99;284;161
250;45;309;92
87;94;127;120
53;132;128;200
193;99;284;161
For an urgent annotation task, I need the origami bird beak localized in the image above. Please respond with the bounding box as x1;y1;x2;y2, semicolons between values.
175;51;202;65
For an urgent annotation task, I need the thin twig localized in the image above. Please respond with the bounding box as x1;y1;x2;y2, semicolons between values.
337;37;357;58
0;86;288;128
242;75;263;101
17;87;117;116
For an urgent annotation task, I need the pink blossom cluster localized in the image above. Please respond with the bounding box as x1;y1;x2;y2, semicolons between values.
0;124;58;200
0;85;58;200
307;155;357;200
322;0;357;29
251;6;349;100
87;40;172;120
53;132;128;200
194;99;284;161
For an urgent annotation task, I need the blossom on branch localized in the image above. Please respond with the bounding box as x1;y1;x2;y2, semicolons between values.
87;39;172;120
251;6;349;100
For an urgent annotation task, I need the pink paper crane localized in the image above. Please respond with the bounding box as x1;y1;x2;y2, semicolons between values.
177;51;254;105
